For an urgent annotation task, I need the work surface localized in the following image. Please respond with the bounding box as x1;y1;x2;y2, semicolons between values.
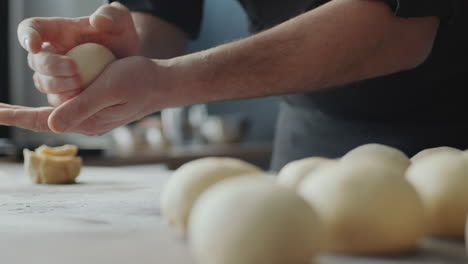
0;163;466;264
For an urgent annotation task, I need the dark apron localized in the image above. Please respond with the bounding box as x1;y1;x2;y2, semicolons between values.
271;101;468;171
235;0;468;170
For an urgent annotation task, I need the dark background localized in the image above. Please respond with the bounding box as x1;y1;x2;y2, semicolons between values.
0;0;10;139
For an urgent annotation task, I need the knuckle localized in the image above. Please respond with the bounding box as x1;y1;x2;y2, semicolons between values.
32;111;43;132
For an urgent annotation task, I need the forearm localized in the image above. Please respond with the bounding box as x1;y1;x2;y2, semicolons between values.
163;0;439;105
131;12;188;59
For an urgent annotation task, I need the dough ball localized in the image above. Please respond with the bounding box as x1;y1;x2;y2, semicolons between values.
341;144;410;175
299;161;425;255
189;176;323;264
23;145;82;184
411;146;462;163
66;43;116;88
277;157;335;190
406;152;468;238
160;157;262;236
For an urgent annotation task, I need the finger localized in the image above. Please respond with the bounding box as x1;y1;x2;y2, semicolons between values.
17;18;44;53
18;17;93;54
28;51;77;76
0;103;28;109
34;72;80;94
48;86;120;133
0;106;52;132
69;104;134;136
47;90;81;107
90;2;130;33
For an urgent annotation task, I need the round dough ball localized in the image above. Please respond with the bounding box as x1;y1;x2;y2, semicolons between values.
299;161;425;255
406;152;468;238
66;43;116;88
411;146;462;163
189;176;323;264
160;157;262;236
277;157;335;190
341;144;410;175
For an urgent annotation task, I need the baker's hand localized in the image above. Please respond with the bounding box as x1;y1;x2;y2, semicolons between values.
18;2;139;106
0;56;177;136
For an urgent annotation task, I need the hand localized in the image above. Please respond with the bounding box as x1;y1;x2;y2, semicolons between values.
0;56;178;136
18;2;139;106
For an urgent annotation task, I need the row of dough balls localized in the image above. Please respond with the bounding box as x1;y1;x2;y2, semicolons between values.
279;144;468;241
160;145;468;264
160;158;321;264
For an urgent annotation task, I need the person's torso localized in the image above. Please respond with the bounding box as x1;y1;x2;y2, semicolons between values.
235;0;468;169
237;0;468;123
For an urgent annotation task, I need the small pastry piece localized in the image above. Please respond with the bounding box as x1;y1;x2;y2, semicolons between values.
23;145;82;184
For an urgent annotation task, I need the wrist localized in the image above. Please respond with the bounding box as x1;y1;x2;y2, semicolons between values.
151;54;213;109
149;56;203;111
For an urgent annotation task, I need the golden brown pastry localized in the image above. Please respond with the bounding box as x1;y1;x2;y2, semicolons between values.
23;145;82;184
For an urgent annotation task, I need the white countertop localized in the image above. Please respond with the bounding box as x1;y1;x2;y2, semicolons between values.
0;163;466;264
0;163;193;264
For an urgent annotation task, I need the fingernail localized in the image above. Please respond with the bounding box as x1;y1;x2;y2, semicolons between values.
58;62;72;76
23;38;31;51
98;13;114;22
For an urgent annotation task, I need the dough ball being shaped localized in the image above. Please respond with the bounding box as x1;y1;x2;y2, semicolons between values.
66;43;116;88
23;145;82;184
411;146;462;163
277;157;335;190
189;176;323;264
160;157;262;236
299;161;425;255
406;152;468;238
341;143;410;175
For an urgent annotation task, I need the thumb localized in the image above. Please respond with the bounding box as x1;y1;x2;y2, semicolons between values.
89;2;132;33
48;85;118;133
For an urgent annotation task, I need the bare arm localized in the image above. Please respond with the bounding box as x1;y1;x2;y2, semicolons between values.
163;0;440;104
131;12;188;59
0;0;441;135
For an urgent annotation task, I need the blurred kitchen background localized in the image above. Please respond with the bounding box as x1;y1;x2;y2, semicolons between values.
2;0;280;168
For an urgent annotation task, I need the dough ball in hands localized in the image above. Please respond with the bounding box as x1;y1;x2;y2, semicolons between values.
341;143;410;175
406;152;468;238
277;157;335;190
299;161;425;255
66;43;116;88
189;176;323;264
23;145;82;184
160;157;262;236
411;146;462;163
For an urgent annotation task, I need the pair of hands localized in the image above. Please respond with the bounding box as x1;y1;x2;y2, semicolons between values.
2;3;161;135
